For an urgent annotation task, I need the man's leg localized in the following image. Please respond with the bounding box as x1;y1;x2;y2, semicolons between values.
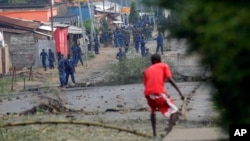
165;113;179;136
65;73;69;85
164;96;179;136
49;61;52;69
43;61;47;71
150;113;157;137
156;45;159;53
79;56;83;66
70;72;76;84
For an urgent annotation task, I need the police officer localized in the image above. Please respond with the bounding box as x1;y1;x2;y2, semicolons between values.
88;33;92;51
135;33;141;53
116;47;126;61
94;34;99;54
75;45;83;66
48;49;55;69
65;54;76;86
114;30;119;48
40;49;48;71
71;42;78;66
140;36;146;56
57;52;62;64
156;33;164;55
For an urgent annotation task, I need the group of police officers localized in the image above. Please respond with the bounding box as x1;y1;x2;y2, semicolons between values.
39;14;165;87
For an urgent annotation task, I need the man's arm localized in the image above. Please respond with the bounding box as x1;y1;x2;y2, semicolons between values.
168;78;184;100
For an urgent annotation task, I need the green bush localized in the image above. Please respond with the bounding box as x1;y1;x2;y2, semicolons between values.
83;19;99;34
106;57;151;85
0;77;13;95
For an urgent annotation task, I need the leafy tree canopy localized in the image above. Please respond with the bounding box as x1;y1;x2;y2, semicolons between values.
129;0;139;24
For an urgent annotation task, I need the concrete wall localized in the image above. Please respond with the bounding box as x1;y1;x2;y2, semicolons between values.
34;40;55;69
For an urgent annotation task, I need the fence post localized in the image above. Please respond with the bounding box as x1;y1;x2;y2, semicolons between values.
23;77;26;90
14;67;16;82
29;66;33;80
11;67;16;91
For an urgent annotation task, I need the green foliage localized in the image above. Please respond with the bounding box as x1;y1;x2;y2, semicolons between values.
129;0;139;24
82;52;95;61
106;57;151;85
99;18;109;32
143;0;250;133
83;19;99;34
0;78;13;95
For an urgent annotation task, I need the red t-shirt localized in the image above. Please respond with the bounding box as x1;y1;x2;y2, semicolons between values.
143;62;172;96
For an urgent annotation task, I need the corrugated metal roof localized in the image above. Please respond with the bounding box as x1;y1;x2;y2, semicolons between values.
0;28;29;34
38;25;56;32
53;23;70;27
68;26;85;34
0;15;41;31
39;23;84;34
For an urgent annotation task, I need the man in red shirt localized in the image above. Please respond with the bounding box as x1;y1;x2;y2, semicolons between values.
143;53;184;137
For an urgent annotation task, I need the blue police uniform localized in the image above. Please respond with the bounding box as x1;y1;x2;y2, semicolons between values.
156;33;164;54
118;32;125;47
76;46;83;66
94;36;99;54
65;58;76;85
140;37;146;56
135;34;140;53
40;49;48;71
71;45;78;66
48;50;55;69
58;56;66;87
114;31;119;47
116;49;126;61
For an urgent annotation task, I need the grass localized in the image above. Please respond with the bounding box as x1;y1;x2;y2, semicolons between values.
0;114;153;141
103;55;177;86
83;52;95;61
0;76;22;95
105;56;151;85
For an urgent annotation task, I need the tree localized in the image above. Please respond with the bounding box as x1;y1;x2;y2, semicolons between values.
143;0;250;134
99;17;109;32
83;19;98;34
129;0;139;24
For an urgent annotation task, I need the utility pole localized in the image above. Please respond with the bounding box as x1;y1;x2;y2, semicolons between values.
114;0;116;13
90;0;95;36
87;0;95;53
78;0;88;64
50;0;54;40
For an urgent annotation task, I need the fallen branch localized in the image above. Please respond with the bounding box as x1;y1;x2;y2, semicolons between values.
0;120;152;138
105;107;148;112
